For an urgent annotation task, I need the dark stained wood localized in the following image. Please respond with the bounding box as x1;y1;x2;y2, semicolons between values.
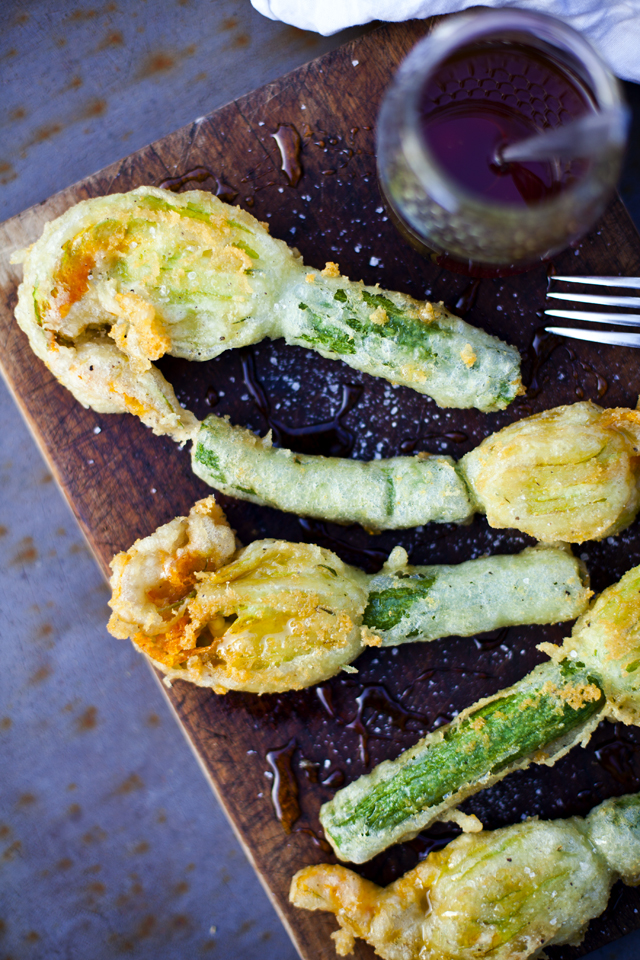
2;18;640;960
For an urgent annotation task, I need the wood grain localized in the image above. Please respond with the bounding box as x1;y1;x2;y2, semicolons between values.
3;18;640;960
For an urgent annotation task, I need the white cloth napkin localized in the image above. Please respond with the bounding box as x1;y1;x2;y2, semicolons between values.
250;0;640;83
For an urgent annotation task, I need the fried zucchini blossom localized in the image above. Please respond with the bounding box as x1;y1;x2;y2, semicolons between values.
293;792;640;960
12;186;522;442
108;497;368;695
320;564;640;864
460;401;640;543
193;400;640;540
108;497;589;695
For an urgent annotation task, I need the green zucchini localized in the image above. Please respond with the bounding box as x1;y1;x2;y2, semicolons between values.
193;415;473;530
321;660;605;863
321;562;640;863
364;543;588;642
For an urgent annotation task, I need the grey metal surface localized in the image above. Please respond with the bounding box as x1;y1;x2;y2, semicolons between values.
1;2;640;959
0;373;300;959
0;0;368;222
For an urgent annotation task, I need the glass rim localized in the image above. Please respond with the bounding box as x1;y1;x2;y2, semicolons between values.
395;8;626;216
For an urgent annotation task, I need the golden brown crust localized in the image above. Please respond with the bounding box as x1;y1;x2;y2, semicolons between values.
461;401;640;542
107;495;236;640
291;813;614;959
108;497;368;694
563;563;640;725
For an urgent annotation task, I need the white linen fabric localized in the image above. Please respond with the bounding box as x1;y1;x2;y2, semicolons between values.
250;0;640;82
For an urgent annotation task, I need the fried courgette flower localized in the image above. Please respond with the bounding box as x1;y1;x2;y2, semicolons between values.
107;496;236;639
292;791;640;960
461;401;640;543
108;497;589;695
11;186;522;439
320;564;640;864
194;401;640;540
108;497;368;694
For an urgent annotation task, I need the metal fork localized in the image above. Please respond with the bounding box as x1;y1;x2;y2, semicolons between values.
544;276;640;348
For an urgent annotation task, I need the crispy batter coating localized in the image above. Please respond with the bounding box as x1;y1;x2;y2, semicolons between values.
11;187;294;441
108;497;590;696
193;401;640;541
12;186;523;442
108;497;368;694
562;562;640;725
460;401;640;542
292;792;640;959
107;496;236;639
193;415;474;530
319;563;640;865
108;497;236;640
365;543;590;644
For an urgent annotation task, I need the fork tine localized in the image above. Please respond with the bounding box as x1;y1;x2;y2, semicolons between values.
547;291;640;308
552;275;640;289
544;309;640;327
545;326;640;348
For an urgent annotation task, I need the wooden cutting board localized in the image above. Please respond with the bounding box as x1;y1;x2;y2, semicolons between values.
3;18;640;960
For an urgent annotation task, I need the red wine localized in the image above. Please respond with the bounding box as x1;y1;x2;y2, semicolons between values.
420;42;594;205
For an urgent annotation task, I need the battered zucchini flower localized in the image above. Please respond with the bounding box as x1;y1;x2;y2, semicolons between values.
194;401;640;541
461;401;640;542
292;792;640;960
11;186;522;443
108;497;368;695
319;563;640;865
560;562;640;724
107;498;589;696
161;538;369;694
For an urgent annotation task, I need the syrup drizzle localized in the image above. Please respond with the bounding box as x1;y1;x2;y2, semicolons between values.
313;683;430;767
293;825;333;853
298;518;387;573
271;382;361;456
411;825;463;859
299;757;320;783
527;327;608;400
569;351;608;400
158;166;238;203
455;279;481;315
527;328;562;398
321;769;345;788
266;746;339;843
240;347;363;456
298;756;344;788
317;682;431;765
266;738;300;833
272;124;303;187
402;664;493;696
345;685;430;765
158;166;215;191
474;627;510;651
316;684;337;719
214;178;240;204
